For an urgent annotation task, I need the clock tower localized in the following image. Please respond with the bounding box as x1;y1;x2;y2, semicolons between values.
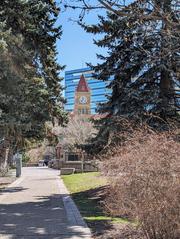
74;75;91;116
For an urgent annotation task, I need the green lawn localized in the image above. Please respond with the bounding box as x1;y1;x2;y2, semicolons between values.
62;172;107;193
61;172;129;235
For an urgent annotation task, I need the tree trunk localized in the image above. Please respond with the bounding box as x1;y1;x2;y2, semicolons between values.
0;140;10;175
159;0;175;117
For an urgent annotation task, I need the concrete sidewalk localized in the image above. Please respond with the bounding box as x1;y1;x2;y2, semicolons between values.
0;167;92;239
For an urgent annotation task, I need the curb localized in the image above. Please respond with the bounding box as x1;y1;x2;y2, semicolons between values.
56;177;92;238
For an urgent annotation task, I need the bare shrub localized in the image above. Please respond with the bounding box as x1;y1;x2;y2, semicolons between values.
52;115;97;151
102;128;180;239
26;143;56;163
25;144;45;163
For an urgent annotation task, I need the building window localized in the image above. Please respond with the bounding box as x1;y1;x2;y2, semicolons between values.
65;67;111;113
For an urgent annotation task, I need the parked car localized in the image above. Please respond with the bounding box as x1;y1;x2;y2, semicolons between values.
38;160;44;167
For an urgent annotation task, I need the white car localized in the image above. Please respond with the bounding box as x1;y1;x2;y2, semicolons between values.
38;160;44;167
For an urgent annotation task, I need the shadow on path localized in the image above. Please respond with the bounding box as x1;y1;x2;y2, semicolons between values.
0;187;27;195
0;193;90;239
71;186;114;237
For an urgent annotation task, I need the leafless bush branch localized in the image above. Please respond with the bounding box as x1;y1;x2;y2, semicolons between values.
101;126;180;239
51;115;97;151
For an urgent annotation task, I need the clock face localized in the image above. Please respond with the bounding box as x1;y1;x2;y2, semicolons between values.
79;96;87;104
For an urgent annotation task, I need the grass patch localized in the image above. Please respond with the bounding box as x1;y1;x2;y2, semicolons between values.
62;172;107;193
61;172;129;235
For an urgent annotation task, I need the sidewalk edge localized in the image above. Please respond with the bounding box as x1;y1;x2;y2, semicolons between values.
56;176;92;236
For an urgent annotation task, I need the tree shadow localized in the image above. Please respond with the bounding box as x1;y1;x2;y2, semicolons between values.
0;193;91;239
0;187;27;194
71;186;114;236
0;183;10;186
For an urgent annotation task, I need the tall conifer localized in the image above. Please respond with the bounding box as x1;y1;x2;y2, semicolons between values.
80;0;179;151
0;0;67;150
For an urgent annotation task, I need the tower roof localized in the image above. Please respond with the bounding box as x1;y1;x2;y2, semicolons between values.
76;75;90;92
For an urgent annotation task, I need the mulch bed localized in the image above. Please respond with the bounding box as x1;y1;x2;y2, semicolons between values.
95;224;144;239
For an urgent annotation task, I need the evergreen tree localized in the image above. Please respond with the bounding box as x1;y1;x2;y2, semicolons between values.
0;0;67;152
79;0;179;151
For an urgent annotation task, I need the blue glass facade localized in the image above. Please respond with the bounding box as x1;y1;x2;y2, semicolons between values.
65;67;110;114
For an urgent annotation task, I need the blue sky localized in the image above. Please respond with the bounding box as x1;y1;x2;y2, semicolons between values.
56;1;133;78
56;6;106;78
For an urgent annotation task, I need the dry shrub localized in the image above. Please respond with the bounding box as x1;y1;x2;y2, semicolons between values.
52;115;97;151
102;128;180;239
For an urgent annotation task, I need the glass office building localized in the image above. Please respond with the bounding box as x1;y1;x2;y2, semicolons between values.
65;67;110;114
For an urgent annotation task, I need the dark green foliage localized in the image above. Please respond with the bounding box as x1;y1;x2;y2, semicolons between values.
0;0;67;149
80;0;180;152
85;1;179;117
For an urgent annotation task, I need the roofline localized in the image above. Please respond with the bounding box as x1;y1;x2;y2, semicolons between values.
65;67;92;75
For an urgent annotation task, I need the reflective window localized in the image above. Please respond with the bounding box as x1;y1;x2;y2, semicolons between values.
65;67;112;113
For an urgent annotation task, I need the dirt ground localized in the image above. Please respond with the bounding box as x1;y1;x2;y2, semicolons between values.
78;185;143;239
0;176;16;190
94;223;144;239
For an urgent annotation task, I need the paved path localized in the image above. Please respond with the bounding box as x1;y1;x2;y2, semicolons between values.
0;167;92;239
